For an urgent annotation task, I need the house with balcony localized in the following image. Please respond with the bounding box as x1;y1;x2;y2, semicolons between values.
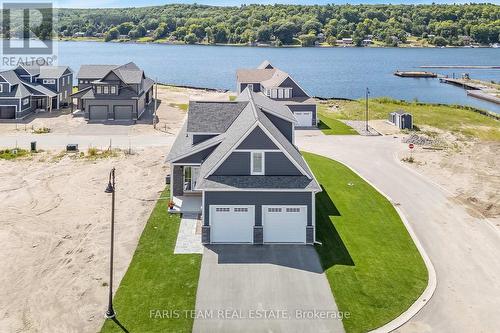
0;61;73;120
72;62;154;122
166;87;321;245
236;61;317;127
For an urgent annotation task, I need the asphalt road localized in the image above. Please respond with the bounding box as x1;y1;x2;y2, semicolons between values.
193;245;345;333
296;131;500;333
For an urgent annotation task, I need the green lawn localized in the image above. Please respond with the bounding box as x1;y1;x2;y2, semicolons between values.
101;188;202;333
318;98;500;141
304;152;428;333
318;112;358;135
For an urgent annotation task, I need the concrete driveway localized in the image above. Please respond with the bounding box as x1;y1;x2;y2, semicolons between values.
193;245;345;333
296;131;500;333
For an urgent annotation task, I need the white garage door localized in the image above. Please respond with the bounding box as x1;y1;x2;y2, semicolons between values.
263;206;307;243
294;112;312;127
210;205;254;243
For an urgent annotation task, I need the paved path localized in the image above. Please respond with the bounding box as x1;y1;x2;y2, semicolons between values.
296;131;500;333
174;213;203;254
193;245;345;333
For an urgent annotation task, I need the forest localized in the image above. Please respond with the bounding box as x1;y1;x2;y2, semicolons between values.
10;4;500;46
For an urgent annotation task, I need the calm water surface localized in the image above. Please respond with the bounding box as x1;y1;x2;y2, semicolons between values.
54;42;500;113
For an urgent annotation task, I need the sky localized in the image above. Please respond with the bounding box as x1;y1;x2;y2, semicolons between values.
55;0;499;9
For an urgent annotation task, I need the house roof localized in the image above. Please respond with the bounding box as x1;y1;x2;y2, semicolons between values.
186;101;248;133
257;60;274;69
77;65;118;79
236;68;275;84
0;69;56;98
239;91;297;123
197;175;318;190
38;66;71;79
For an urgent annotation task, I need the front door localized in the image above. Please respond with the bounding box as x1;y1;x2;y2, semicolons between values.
183;166;200;192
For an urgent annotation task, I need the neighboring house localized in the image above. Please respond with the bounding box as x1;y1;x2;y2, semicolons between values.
236;61;317;127
0;61;73;120
72;62;154;122
166;87;321;245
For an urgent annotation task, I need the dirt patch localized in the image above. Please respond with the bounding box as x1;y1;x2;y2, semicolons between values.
400;138;499;219
0;148;169;332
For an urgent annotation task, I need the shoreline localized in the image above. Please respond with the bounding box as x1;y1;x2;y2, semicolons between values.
55;38;497;49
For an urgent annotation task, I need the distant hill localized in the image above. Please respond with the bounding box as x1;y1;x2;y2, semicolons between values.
6;3;500;47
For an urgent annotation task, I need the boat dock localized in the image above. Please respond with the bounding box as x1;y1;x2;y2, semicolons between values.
440;78;500;105
394;71;438;78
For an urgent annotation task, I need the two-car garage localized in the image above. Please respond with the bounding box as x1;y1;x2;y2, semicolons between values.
209;204;308;244
88;105;134;121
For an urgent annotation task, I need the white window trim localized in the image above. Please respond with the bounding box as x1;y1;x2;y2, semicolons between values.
43;79;55;85
23;98;29;105
111;86;116;94
250;151;265;176
0;85;3;93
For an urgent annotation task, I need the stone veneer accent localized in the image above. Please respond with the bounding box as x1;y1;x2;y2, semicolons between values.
306;226;314;244
201;226;210;244
253;226;263;244
172;165;183;197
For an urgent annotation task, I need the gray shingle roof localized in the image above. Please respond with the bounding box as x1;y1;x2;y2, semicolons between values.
197;175;318;190
236;69;276;84
165;121;224;163
238;91;297;123
0;69;56;98
77;65;118;79
257;60;274;69
38;66;71;79
186;101;248;133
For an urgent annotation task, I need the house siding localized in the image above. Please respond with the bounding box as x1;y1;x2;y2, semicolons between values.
193;134;217;145
213;152;250;175
239;83;261;93
279;77;307;97
265;152;302;175
287;104;317;126
264;112;293;142
174;146;217;164
203;191;312;227
237;126;278;150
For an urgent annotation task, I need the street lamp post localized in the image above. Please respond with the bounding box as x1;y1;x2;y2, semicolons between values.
104;167;116;319
365;88;370;132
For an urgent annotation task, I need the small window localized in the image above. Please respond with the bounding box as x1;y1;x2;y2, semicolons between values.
265;88;271;97
0;85;3;93
251;151;264;175
286;208;301;213
23;98;29;105
111;86;116;94
103;86;109;94
234;207;248;213
215;207;230;212
43;79;55;85
247;83;253;91
96;86;103;94
268;208;282;213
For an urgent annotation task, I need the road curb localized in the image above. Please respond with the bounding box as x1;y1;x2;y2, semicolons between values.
311;152;437;333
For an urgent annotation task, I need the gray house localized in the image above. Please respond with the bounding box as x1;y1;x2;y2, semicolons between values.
72;62;154;122
166;88;321;245
236;61;317;127
0;61;73;119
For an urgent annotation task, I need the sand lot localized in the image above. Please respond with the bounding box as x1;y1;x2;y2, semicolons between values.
0;149;169;332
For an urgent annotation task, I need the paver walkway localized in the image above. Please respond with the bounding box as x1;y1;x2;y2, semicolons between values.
174;213;203;254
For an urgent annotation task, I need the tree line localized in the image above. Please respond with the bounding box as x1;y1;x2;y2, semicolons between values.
5;4;500;46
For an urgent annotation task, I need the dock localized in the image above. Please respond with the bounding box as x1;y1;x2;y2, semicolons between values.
440;78;500;105
420;65;500;69
394;71;438;78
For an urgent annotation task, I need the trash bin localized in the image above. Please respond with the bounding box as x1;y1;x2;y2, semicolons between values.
165;174;171;185
30;141;37;152
66;144;78;152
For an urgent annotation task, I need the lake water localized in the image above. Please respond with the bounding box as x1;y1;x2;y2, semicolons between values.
26;41;500;112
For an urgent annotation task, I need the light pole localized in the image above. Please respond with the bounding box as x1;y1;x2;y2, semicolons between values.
365;88;370;132
104;167;116;319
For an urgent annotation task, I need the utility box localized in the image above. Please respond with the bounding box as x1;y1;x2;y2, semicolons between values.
165;174;171;185
30;141;37;152
389;110;413;130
